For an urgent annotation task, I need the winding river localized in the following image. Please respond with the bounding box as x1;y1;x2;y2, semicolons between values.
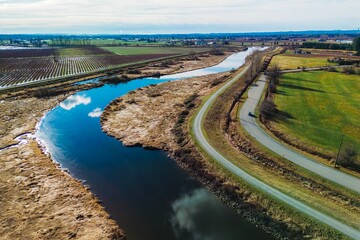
36;47;272;240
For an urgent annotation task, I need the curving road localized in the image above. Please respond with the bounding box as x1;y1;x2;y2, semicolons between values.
239;74;360;194
192;66;360;239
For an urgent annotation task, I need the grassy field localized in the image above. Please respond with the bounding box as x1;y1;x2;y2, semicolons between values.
101;46;209;55
273;71;360;156
55;47;111;56
270;50;336;70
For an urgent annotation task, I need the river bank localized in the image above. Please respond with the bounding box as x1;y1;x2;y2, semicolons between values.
0;51;233;239
0;95;126;239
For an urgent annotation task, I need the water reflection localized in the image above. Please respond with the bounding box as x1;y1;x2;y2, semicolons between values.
171;188;266;240
59;94;91;110
88;107;102;118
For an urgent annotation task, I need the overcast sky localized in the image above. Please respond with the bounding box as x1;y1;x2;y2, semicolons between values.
0;0;359;34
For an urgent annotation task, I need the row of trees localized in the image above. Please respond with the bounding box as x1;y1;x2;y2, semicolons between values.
300;36;360;55
260;63;281;120
51;38;92;46
300;42;353;50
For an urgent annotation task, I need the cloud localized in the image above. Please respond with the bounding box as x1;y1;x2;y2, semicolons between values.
0;0;44;3
88;107;102;118
0;0;359;33
59;94;91;110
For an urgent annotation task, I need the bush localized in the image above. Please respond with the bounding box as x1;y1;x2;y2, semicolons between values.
127;69;142;74
338;145;358;167
210;49;224;56
326;66;338;72
342;67;356;75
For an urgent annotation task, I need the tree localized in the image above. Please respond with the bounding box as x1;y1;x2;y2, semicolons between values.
267;63;281;84
260;99;277;120
354;37;360;56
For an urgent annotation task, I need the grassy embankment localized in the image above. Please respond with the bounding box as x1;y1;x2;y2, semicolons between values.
190;58;360;238
102;46;210;55
272;71;360;162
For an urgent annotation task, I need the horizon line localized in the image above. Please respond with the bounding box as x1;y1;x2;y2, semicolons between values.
1;29;360;36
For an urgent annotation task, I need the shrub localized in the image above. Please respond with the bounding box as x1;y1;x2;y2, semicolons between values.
338;145;358;167
342;67;356;75
210;49;224;56
326;66;338;72
127;69;142;74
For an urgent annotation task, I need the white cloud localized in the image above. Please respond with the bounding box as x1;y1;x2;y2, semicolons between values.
60;94;91;110
0;0;359;33
88;107;102;118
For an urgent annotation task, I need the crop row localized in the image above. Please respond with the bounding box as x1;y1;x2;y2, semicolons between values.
0;54;172;88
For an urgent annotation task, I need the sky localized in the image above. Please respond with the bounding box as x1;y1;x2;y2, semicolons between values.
0;0;359;34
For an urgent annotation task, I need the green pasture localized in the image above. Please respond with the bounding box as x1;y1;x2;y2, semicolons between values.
273;71;360;156
271;55;335;70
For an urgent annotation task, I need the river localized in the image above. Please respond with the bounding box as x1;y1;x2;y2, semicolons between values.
36;47;272;240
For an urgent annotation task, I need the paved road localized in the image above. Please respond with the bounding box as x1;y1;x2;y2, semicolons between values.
240;74;360;194
192;67;360;239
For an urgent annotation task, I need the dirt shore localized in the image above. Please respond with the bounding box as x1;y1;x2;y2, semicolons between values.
0;51;232;239
0;95;126;240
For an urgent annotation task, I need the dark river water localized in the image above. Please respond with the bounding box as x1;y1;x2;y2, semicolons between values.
36;48;272;240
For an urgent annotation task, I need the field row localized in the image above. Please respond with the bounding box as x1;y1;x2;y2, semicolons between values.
0;54;172;88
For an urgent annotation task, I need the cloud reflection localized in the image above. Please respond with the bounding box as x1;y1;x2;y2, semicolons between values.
88;107;102;118
171;189;220;240
171;188;252;240
60;95;91;110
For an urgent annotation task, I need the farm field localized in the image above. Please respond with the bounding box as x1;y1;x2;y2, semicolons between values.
0;46;188;88
102;46;209;55
55;46;111;56
271;54;335;70
273;71;360;157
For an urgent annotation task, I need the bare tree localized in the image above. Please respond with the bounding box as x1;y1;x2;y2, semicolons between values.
267;63;281;84
260;99;277;120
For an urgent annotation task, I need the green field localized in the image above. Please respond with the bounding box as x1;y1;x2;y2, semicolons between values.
271;55;335;70
101;46;208;55
273;71;360;156
55;47;108;56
